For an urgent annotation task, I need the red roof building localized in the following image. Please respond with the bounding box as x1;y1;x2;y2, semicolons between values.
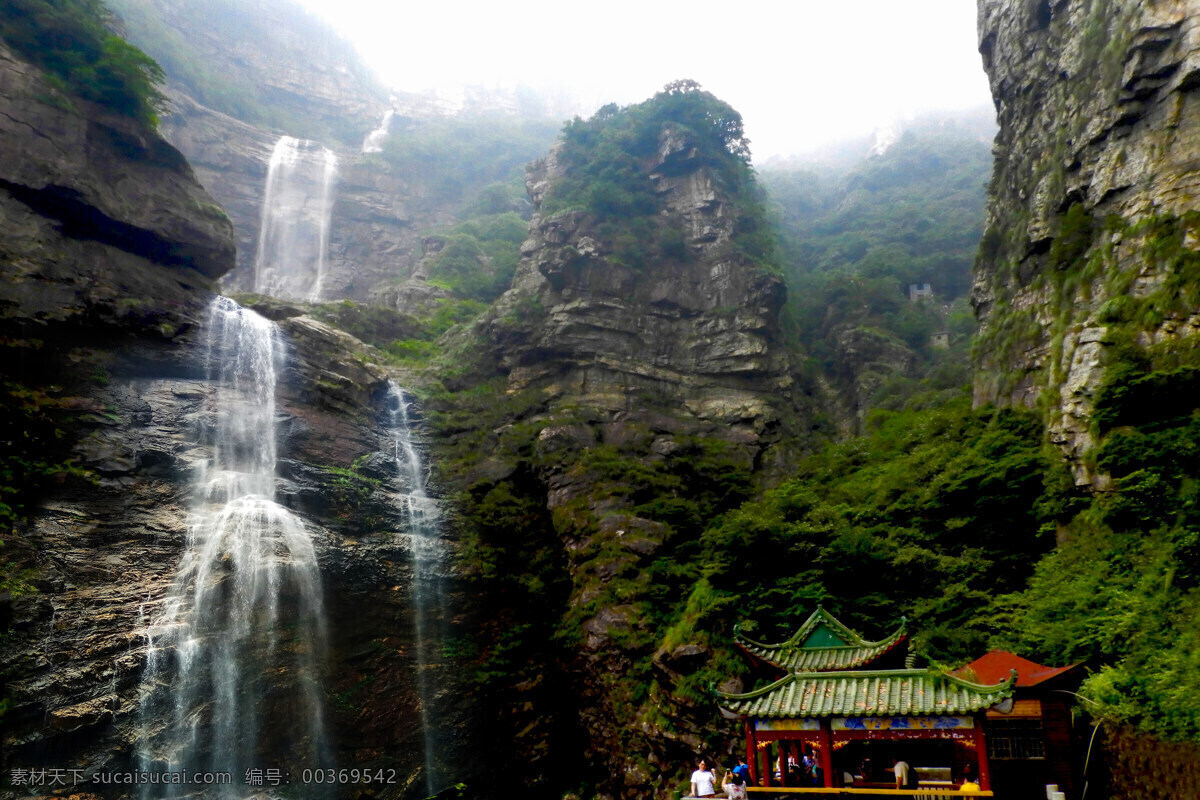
954;651;1085;799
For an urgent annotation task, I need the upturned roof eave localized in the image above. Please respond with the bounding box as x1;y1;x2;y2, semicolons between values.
715;668;1017;718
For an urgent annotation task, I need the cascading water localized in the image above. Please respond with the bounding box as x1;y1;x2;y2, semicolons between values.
382;381;446;795
361;109;394;154
254;136;338;303
135;297;331;797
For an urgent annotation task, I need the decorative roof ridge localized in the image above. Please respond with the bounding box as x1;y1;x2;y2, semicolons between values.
786;666;1015;689
716;672;797;701
733;608;907;651
716;667;1017;702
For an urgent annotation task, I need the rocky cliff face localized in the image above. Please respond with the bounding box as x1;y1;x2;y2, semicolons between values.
109;0;386;144
160;97;481;304
436;105;808;797
492;139;797;441
973;0;1200;482
0;41;453;795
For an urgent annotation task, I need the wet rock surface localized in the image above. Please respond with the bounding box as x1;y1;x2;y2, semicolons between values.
0;43;452;798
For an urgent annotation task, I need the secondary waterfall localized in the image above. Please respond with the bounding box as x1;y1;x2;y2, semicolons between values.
135;297;331;796
361;109;394;153
254;136;338;303
382;381;445;795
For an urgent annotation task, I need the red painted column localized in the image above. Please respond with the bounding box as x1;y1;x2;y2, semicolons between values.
745;720;758;786
760;739;772;787
818;721;835;788
973;715;993;792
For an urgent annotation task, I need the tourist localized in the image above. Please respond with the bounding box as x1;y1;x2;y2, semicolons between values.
893;758;911;790
722;762;748;800
732;756;750;785
959;769;981;793
691;759;717;798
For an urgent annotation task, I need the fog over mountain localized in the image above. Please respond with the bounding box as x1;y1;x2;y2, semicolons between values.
290;0;994;159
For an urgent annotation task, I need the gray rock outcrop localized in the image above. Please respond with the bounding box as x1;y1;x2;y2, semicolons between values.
973;0;1200;482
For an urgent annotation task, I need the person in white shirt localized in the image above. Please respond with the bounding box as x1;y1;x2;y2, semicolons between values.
893;759;911;790
691;760;717;798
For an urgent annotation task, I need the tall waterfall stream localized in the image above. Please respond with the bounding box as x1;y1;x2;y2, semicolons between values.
135;297;331;796
253;136;338;303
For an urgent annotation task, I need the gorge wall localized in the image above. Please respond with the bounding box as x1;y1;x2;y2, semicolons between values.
0;39;457;797
973;0;1200;483
159;96;474;304
426;90;811;798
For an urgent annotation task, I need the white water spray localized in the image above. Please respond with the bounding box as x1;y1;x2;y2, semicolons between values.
362;110;395;154
135;297;331;797
382;381;445;795
254;136;338;303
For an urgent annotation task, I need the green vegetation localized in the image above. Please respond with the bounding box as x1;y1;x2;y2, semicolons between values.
697;395;1057;662
0;0;164;125
424;211;529;302
1001;334;1200;741
762;125;991;388
544;80;779;274
373;116;560;204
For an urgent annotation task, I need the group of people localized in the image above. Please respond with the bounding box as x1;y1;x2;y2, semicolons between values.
689;755;981;796
688;757;749;799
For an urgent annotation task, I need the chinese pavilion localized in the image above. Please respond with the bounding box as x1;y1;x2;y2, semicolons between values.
952;650;1083;798
718;608;1015;793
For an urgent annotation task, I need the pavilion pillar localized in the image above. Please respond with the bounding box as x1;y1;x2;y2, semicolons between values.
778;741;789;787
745;720;758;786
973;714;993;791
759;737;772;787
817;720;835;788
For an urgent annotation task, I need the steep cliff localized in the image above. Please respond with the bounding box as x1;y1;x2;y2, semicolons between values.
426;85;809;799
973;0;1200;482
0;37;457;795
970;0;1200;764
108;0;386;144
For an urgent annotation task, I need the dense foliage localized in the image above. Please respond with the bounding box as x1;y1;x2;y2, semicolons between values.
0;0;164;125
694;395;1059;661
543;80;779;274
423;211;529;302
762;125;991;383
1001;334;1200;741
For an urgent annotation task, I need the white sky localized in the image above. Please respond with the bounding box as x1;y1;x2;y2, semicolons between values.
293;0;994;160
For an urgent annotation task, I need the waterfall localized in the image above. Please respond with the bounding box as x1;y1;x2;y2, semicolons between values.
135;297;331;797
382;381;445;795
361;109;394;154
254;136;338;303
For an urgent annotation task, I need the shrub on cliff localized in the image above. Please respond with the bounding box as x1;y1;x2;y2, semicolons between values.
543;80;779;274
0;0;164;126
697;395;1057;662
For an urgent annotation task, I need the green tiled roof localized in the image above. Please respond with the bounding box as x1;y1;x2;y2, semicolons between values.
718;669;1015;718
735;607;907;672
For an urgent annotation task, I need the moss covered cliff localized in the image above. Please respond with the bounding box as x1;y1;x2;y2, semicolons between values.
416;83;811;798
970;0;1200;754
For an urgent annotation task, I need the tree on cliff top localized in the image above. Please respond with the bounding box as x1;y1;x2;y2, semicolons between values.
544;80;775;273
